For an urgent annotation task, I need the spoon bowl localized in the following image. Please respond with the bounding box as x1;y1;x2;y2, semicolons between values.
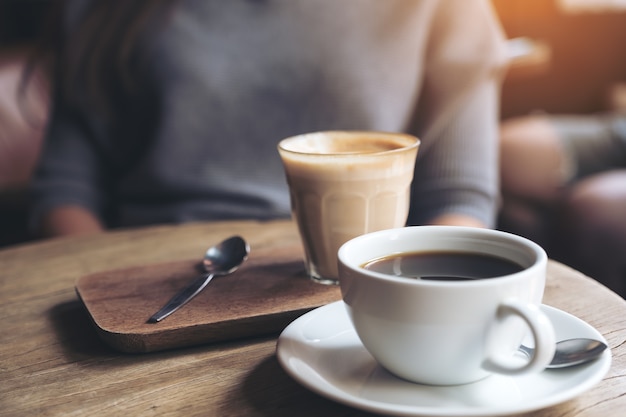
148;236;250;323
520;338;607;369
203;236;250;275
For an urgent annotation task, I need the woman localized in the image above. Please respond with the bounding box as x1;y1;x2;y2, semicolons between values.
29;0;508;236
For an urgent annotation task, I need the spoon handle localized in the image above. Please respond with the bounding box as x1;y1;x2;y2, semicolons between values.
148;273;215;323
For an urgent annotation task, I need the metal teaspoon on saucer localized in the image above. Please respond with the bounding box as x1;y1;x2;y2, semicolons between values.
519;338;607;368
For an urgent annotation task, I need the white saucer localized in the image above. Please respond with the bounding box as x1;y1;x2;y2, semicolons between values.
276;301;611;417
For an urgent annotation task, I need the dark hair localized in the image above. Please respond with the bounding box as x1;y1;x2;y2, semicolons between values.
24;0;177;115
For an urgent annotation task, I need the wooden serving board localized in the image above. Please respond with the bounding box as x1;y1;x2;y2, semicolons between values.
75;243;341;353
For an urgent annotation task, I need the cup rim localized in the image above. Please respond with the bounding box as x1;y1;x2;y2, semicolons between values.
337;226;547;287
277;130;420;157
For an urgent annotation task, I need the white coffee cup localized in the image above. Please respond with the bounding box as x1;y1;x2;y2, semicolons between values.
337;226;556;386
278;131;419;285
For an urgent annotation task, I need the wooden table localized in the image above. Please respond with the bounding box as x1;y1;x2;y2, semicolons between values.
1;219;625;416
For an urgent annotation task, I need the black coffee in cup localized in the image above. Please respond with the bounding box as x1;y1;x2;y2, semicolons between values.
362;251;524;281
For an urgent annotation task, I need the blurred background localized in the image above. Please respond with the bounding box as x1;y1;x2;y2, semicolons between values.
0;0;50;247
495;0;626;118
2;0;626;246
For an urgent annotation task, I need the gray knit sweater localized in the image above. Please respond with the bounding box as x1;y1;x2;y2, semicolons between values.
32;0;507;229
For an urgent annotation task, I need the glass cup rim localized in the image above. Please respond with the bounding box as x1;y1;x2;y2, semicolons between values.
277;130;420;157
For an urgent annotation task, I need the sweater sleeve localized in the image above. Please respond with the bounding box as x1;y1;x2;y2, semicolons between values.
29;93;110;231
407;0;508;228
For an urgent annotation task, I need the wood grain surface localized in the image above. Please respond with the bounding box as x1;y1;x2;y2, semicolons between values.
1;219;625;417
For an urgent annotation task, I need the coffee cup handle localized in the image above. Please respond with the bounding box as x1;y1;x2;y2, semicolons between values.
483;299;556;375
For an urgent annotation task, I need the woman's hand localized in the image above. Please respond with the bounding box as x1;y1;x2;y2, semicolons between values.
427;213;487;228
40;205;105;237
